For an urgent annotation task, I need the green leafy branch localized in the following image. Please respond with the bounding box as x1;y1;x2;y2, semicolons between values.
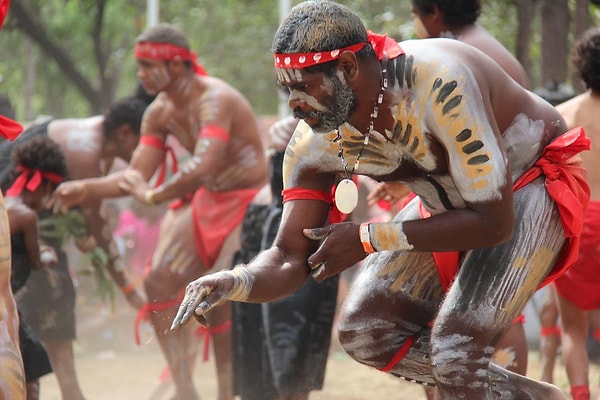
38;208;115;307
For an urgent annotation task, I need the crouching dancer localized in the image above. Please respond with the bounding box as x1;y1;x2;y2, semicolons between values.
171;1;589;399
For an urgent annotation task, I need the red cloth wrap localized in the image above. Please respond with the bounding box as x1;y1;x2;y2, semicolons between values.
554;200;600;310
192;187;259;269
570;385;590;400
378;127;590;372
6;166;63;197
134;42;208;76
282;186;349;224
199;125;230;143
540;326;562;337
139;135;179;187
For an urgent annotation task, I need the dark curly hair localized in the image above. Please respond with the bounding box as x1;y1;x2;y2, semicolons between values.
412;0;481;27
9;136;69;189
102;95;150;141
572;27;600;92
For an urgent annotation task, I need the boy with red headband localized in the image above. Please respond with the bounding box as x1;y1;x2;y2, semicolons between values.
53;23;268;400
172;1;589;399
5;135;69;400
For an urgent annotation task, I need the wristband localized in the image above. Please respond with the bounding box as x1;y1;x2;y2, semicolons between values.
121;282;136;295
228;265;255;301
369;222;414;252
144;189;156;205
360;223;376;254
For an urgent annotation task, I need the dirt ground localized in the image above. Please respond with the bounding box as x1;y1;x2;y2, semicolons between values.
38;288;600;400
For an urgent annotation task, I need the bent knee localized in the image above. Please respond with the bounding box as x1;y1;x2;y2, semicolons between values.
337;311;417;368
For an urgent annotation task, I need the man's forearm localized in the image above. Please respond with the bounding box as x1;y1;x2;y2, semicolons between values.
85;170;129;200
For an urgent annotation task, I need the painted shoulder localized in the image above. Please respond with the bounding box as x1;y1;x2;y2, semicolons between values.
282;120;339;189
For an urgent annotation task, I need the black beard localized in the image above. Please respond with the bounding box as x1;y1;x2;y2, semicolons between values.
294;75;356;133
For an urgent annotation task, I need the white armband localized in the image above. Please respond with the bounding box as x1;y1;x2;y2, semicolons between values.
369;222;414;252
228;265;256;301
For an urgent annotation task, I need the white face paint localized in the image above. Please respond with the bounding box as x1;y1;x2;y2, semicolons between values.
289;89;329;112
275;68;303;84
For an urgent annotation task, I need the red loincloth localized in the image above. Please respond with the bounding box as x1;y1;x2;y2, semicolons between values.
554;200;600;310
191;187;259;269
424;127;590;291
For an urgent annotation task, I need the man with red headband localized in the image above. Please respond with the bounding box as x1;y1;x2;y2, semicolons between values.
172;2;589;399
52;23;268;400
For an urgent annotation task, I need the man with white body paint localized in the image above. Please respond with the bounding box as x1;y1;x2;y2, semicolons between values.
367;2;533;396
172;2;589;399
52;23;268;400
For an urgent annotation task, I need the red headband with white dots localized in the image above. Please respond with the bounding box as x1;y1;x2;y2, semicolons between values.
274;31;403;69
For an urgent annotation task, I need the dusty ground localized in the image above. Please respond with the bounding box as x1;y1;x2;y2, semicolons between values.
38;290;600;400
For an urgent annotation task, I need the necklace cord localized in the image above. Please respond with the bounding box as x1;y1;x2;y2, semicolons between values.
336;55;389;179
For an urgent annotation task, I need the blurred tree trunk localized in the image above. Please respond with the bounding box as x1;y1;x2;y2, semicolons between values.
23;37;35;121
9;0;114;113
515;0;536;86
571;0;593;93
540;0;570;87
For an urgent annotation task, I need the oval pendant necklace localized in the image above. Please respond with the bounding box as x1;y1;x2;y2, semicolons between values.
334;60;388;214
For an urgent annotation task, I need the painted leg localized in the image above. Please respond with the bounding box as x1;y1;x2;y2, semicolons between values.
494;318;528;375
431;181;567;399
25;380;39;400
204;305;234;400
145;207;204;400
556;294;590;400
43;340;86;400
145;275;198;400
539;285;561;383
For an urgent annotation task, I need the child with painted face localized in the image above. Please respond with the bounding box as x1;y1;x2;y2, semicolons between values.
173;1;589;399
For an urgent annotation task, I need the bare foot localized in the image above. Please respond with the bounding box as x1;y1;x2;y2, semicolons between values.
489;363;566;399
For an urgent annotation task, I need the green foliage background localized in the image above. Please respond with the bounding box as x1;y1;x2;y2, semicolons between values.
0;0;597;121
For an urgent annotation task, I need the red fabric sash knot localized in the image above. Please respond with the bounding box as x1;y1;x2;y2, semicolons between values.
133;294;183;346
156;320;232;383
0;114;23;141
194;320;232;362
6;165;63;197
513;127;590;237
366;30;404;61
